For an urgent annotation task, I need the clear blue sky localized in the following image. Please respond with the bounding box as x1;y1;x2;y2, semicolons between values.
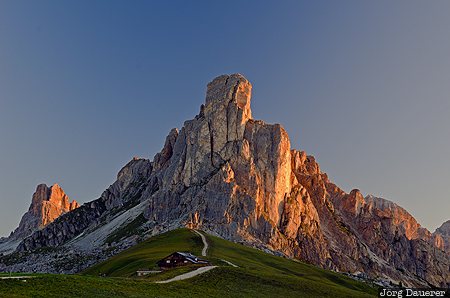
1;1;449;237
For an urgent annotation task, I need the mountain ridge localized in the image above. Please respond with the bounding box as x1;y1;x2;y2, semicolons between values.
1;74;448;287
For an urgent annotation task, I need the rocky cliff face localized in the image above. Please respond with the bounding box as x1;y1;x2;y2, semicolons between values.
0;184;79;254
434;220;450;255
7;74;449;287
334;193;449;287
16;158;151;252
10;184;79;241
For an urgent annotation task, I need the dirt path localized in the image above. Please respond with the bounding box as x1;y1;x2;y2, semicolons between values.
0;276;34;280
154;266;217;284
154;231;239;284
193;230;208;256
220;259;238;267
194;230;238;267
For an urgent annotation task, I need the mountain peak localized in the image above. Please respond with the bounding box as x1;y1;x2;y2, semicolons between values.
13;183;79;240
9;74;450;287
205;73;252;120
436;220;450;235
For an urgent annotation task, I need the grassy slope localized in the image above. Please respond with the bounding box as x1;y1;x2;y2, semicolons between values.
85;229;204;277
0;229;377;298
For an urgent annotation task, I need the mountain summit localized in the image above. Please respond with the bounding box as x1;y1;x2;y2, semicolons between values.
14;183;78;239
0;183;78;254
1;74;448;287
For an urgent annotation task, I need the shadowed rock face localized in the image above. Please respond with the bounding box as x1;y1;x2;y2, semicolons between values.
434;220;450;255
13;74;449;287
9;184;79;241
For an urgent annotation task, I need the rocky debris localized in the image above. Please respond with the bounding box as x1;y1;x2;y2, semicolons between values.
5;74;449;288
0;236;139;274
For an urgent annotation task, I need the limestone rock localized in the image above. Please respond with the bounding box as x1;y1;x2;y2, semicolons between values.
0;183;79;254
434;220;450;255
8;74;449;287
10;184;79;241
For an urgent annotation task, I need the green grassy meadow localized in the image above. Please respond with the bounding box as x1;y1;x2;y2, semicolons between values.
0;229;377;297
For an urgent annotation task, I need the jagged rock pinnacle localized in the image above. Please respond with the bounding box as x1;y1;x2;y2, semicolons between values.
205;73;252;119
10;183;79;240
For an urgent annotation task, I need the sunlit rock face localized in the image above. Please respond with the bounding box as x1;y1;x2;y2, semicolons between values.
143;73;294;243
362;195;431;240
10;183;79;240
13;74;449;287
140;73;448;287
334;194;449;287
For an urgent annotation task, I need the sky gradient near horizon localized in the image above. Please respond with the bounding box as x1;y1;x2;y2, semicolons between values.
1;1;449;237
